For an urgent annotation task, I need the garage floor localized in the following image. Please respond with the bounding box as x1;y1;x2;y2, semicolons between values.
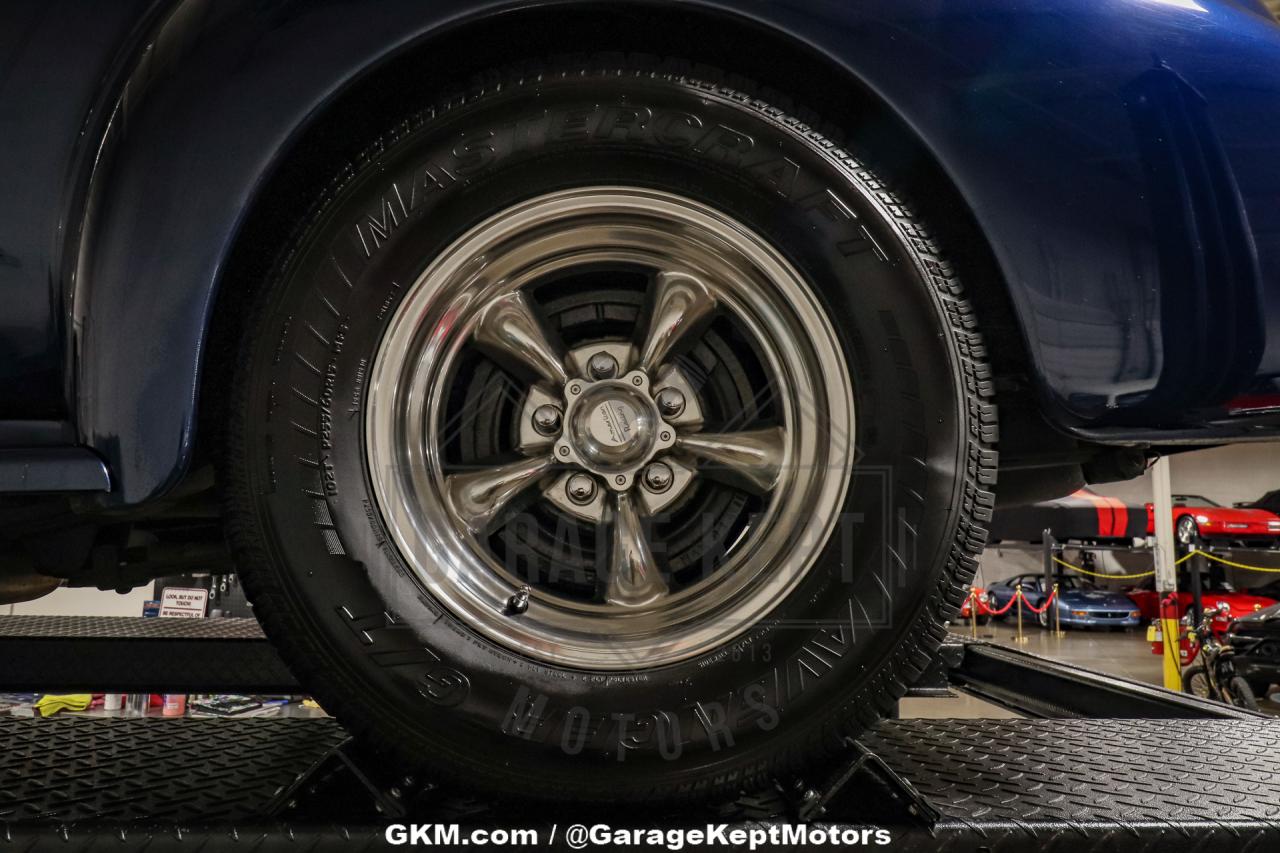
975;620;1162;681
899;618;1280;719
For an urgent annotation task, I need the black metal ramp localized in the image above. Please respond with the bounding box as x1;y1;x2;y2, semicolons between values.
0;716;344;824
948;636;1265;719
0;615;300;693
861;717;1280;827
0;617;1247;720
3;714;1278;850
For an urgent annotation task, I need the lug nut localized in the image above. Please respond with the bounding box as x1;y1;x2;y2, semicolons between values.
655;387;686;418
532;404;562;436
566;473;598;505
588;352;619;380
642;462;674;493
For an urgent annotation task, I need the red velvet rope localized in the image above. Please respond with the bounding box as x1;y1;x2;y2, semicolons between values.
977;590;1019;617
1019;587;1057;615
972;587;1056;616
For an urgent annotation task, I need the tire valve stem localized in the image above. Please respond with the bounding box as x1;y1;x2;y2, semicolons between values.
505;586;531;616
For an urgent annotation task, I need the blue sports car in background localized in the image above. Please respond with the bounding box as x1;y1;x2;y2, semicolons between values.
989;574;1143;629
1;0;1279;804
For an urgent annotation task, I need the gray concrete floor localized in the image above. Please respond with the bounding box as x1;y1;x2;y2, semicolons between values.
974;619;1162;682
898;617;1280;719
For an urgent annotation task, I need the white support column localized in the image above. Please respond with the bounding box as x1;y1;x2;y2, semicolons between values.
1151;455;1181;690
1151;457;1177;589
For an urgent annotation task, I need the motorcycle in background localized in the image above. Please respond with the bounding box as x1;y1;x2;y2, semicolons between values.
1182;602;1260;711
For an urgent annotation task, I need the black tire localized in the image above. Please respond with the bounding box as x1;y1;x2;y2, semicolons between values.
1227;676;1260;711
223;56;997;805
1184;666;1211;698
1176;515;1200;548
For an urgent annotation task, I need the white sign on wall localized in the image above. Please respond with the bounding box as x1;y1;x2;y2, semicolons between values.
158;586;209;619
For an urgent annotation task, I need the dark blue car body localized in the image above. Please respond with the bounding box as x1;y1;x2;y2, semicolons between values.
2;0;1280;506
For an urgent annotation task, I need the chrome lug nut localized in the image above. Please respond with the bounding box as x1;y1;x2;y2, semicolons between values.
588;352;619;380
655;387;686;418
531;404;562;436
642;462;674;493
566;473;598;505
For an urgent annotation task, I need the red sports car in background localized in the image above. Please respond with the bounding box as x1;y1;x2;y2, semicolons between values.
959;586;992;625
1128;575;1277;629
1145;494;1280;548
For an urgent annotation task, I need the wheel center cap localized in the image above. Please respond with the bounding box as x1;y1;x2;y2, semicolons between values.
572;387;653;463
563;378;666;476
588;398;640;448
555;369;676;489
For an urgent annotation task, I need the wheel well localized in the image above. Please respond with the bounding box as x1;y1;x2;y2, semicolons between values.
199;2;1031;473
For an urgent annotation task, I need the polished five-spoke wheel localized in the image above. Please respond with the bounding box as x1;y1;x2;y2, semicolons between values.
367;187;853;669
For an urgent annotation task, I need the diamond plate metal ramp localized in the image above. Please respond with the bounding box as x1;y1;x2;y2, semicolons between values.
2;712;1279;850
860;717;1280;850
0;716;346;824
864;717;1280;824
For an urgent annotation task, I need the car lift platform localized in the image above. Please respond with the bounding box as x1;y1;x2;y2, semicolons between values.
2;615;1279;851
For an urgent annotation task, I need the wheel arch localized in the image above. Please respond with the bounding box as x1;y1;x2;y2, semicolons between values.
71;0;1026;506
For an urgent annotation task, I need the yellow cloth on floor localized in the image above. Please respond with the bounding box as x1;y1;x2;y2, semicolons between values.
34;694;93;717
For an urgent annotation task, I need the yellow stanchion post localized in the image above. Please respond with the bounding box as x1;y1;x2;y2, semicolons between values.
1159;597;1183;693
1052;583;1064;638
1014;585;1029;644
969;591;978;639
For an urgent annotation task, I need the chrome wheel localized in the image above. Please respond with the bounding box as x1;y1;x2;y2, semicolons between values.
366;187;854;669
